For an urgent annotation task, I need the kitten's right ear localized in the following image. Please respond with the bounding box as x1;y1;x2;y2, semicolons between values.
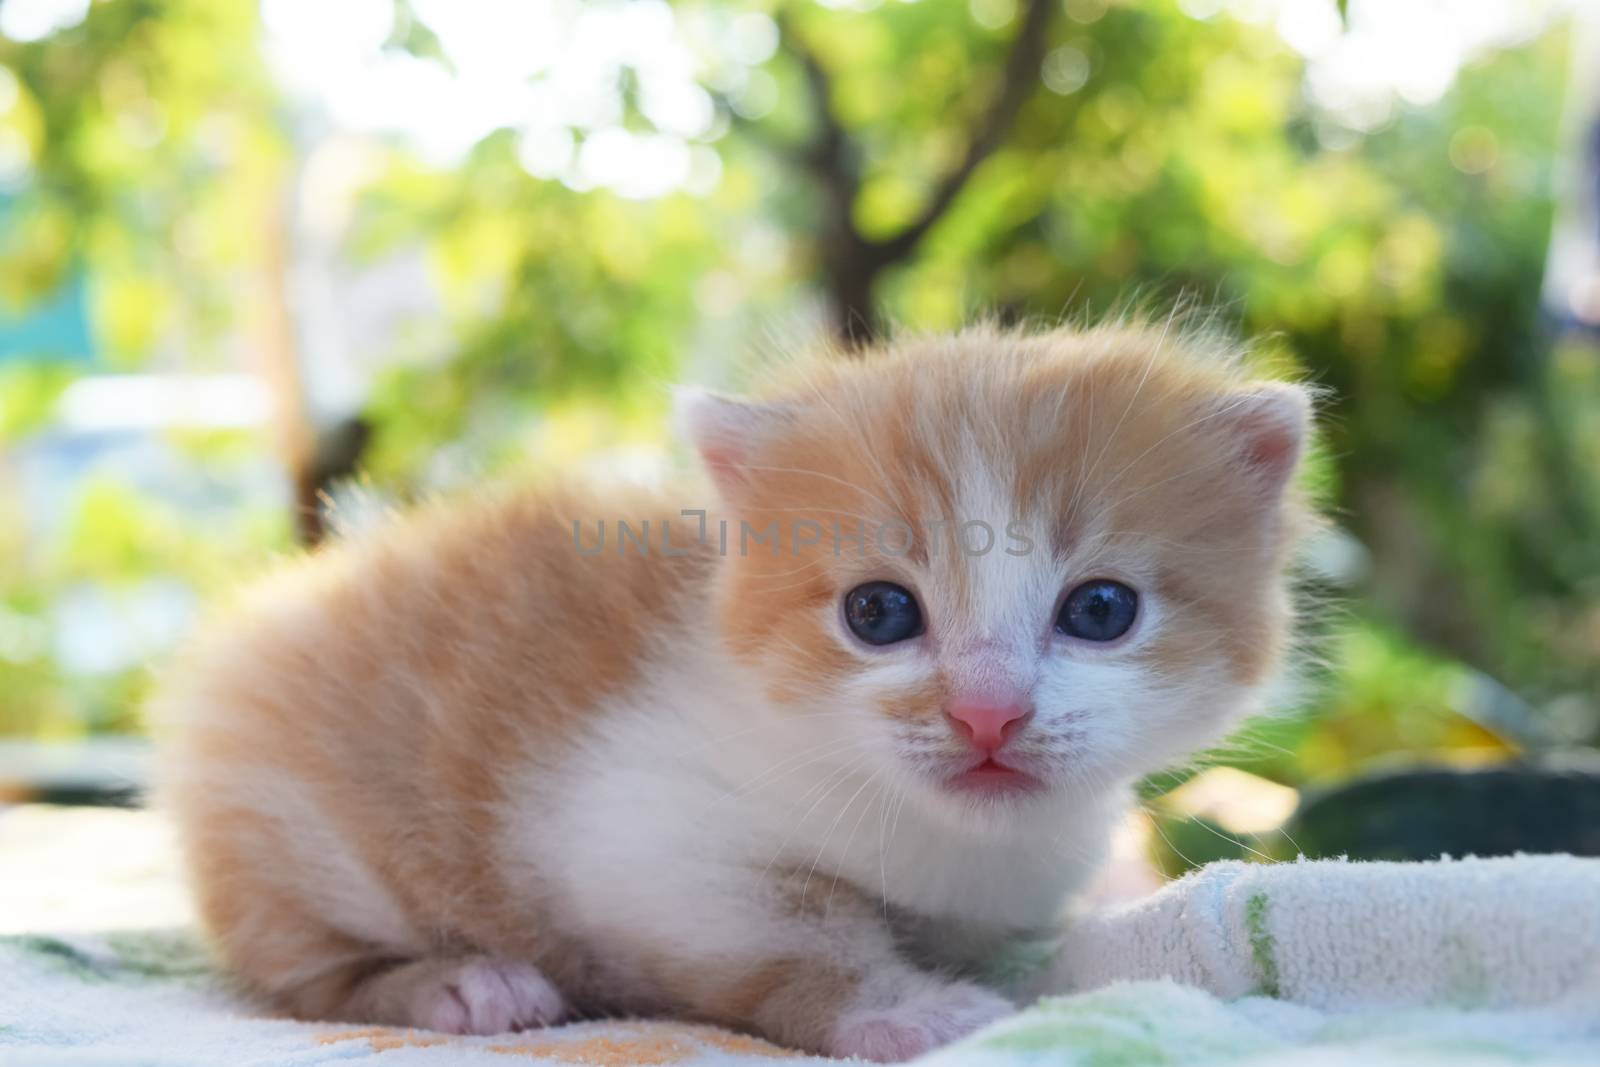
1209;382;1313;501
673;387;796;497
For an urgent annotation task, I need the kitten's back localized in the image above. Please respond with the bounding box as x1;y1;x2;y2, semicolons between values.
156;481;710;1012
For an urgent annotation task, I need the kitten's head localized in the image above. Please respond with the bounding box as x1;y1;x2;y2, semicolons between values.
680;326;1313;824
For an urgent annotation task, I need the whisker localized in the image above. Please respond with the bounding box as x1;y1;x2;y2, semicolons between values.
695;734;866;815
758;752;875;886
803;769;881;914
825;773;885;918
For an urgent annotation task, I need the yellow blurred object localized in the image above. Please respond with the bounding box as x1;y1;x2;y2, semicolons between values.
1160;766;1301;836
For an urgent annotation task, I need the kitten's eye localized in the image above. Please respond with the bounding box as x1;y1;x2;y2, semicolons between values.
1057;580;1139;642
844;582;924;646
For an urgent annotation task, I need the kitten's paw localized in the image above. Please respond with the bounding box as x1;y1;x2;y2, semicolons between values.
829;982;1013;1062
411;958;566;1035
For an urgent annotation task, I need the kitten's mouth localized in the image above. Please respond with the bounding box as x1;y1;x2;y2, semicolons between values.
946;757;1041;797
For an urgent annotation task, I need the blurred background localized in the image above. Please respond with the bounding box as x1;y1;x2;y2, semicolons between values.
1;0;1599;895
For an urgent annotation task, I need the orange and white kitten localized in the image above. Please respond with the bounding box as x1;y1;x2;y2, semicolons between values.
157;326;1312;1061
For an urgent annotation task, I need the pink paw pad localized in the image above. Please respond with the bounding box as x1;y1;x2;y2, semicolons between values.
830;982;1013;1062
413;958;566;1035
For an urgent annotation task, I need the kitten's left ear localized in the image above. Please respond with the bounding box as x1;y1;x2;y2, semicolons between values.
674;387;797;496
1212;383;1312;499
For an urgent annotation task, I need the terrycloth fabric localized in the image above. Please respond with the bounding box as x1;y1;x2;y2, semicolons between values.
1047;853;1600;1011
0;930;813;1066
4;855;1599;1065
926;981;1600;1067
2;930;1598;1067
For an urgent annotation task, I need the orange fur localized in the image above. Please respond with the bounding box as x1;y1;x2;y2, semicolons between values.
157;324;1315;1059
159;483;712;1015
710;326;1311;703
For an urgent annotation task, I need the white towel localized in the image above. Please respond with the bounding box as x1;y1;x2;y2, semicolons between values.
6;930;1597;1066
5;856;1600;1065
1042;853;1600;1012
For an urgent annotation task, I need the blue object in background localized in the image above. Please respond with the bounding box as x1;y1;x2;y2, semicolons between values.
0;271;94;365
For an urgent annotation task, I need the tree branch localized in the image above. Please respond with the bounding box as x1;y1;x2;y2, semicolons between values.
772;0;1055;343
780;14;870;256
867;0;1054;267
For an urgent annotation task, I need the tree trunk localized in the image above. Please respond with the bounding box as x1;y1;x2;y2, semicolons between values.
251;168;324;546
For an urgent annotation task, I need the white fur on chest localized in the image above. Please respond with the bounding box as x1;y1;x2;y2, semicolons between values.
505;636;1120;961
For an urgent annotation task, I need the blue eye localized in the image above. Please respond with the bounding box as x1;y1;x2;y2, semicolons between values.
1057;580;1138;642
844;582;924;646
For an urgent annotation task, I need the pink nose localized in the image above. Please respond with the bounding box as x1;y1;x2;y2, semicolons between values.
945;700;1032;755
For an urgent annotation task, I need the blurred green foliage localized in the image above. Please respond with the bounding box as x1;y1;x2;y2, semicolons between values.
0;0;1596;804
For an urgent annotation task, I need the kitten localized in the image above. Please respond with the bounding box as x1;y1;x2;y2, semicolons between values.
156;325;1312;1061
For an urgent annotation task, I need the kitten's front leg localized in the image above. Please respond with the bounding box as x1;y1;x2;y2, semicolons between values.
624;870;1014;1061
821;966;1017;1062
